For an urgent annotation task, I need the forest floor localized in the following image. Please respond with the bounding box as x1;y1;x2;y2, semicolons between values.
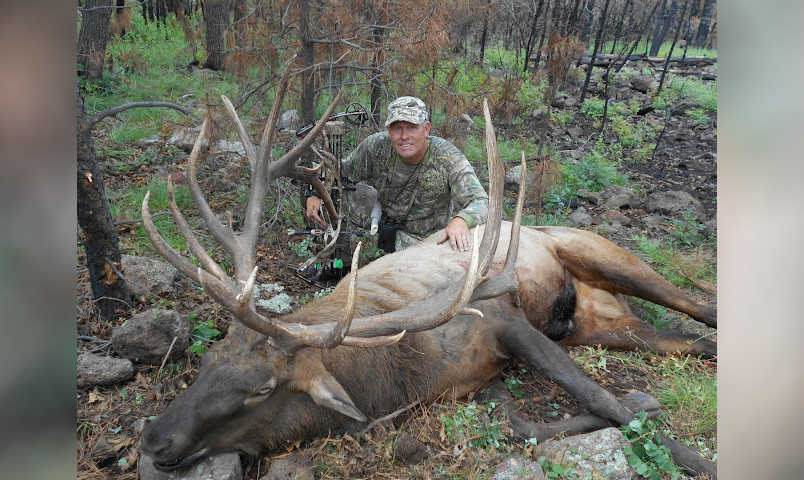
77;70;717;480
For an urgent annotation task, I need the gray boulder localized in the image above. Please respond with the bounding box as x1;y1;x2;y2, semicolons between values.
139;452;242;480
645;190;705;220
77;353;134;388
533;427;637;480
122;255;180;297
111;309;189;364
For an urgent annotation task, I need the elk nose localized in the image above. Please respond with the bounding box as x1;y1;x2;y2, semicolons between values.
142;430;174;458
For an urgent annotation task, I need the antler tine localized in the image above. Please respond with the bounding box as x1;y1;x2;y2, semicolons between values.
165;177;228;281
470;152;526;304
477;98;503;278
257;57;295;171
221;95;258;172
266;88;345;183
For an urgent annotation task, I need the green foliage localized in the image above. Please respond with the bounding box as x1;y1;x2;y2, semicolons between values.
628;299;677;330
620;411;682;480
188;312;221;355
544;140;628;211
485;45;526;72
653;356;718;437
536;456;582;479
288;236;316;258
581;96;605;118
611;115;636;148
110;178;195;254
502;369;527;399
685;107;710;126
439;401;507;450
551;109;574;126
667;76;717;112
299;286;334;305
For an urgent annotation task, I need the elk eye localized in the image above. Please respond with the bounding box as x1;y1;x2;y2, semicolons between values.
256;386;273;396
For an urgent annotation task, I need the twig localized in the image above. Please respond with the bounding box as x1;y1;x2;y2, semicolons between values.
358;400;421;435
157;336;179;378
114;211;171;226
104;257;127;282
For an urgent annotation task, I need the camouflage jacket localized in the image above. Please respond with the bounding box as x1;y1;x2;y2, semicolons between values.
341;132;488;240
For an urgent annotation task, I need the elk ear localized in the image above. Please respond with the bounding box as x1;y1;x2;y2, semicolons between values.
307;372;367;422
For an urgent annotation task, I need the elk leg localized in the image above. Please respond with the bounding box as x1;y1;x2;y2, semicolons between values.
478;381;660;443
500;320;636;425
567;285;717;358
551;229;717;328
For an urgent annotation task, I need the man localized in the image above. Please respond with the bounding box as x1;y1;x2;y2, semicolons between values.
305;96;488;252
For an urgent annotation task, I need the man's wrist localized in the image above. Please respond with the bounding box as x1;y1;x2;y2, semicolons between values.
303;185;319;198
453;213;474;228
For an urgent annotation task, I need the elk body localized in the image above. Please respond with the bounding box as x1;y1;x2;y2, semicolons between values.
139;77;716;472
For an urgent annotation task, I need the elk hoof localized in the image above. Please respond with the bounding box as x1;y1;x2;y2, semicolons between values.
619;392;661;419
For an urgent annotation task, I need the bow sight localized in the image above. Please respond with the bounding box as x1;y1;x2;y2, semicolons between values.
295;102;369;138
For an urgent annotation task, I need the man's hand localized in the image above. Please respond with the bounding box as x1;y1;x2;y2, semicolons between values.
437;216;471;252
305;196;328;229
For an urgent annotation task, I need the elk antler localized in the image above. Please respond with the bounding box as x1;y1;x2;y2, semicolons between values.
142;79;519;353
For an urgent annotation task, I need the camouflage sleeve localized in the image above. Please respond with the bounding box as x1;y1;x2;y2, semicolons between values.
340;133;390;187
445;142;488;228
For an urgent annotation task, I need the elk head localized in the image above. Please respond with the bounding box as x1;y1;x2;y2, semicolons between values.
139;67;521;470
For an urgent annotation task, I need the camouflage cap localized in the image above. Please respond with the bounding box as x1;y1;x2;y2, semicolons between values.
384;96;428;127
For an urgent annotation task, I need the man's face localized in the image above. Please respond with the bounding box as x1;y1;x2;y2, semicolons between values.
387;120;431;164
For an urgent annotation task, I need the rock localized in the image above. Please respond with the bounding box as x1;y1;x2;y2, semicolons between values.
491;456;544;479
530;108;544;118
88;437;118;468
671;101;704;116
641;214;666;228
533;427;637;480
111;309;189;364
393;432;429;465
565;126;584;138
77;353;134;388
601;209;632;226
260;452;315;480
505;165;523;191
550;96;566;108
645;190;705;220
569;207;592;227
122;255;180;297
576;189;600;205
278;109;301;132
459;113;479;131
139;452;242;480
630;75;654;93
168;126;245;156
134;135;161;148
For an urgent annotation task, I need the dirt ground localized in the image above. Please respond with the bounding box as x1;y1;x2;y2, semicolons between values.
77;75;717;479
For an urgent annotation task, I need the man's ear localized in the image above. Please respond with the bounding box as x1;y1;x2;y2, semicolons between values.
307;371;367;422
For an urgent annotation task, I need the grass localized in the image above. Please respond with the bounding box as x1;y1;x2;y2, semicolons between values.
109;177;194;255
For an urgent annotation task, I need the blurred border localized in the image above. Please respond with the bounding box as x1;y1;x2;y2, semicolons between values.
0;0;77;478
719;1;804;479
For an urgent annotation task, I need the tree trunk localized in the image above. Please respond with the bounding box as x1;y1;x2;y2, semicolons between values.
580;0;612;103
580;0;597;45
77;83;131;322
656;0;688;95
232;0;247;49
298;0;316;126
524;0;547;73
650;0;677;57
78;0;113;79
479;0;490;63
203;0;230;70
694;0;715;48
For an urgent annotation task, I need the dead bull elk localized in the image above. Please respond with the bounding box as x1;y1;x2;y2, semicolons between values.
140;82;716;473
